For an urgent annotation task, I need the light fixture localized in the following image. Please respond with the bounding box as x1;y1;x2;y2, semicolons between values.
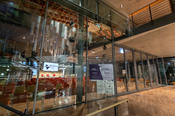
92;50;95;54
119;48;124;54
22;36;26;40
1;73;4;76
120;4;123;8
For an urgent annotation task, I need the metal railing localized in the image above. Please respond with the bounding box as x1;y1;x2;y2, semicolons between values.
86;98;128;116
0;103;31;116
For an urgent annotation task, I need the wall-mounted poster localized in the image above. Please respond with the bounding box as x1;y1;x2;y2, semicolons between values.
43;62;59;72
96;80;115;95
89;64;114;81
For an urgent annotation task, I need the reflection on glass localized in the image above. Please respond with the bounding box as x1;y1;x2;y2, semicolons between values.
116;47;127;93
136;52;144;89
87;46;114;101
125;49;136;91
142;55;151;87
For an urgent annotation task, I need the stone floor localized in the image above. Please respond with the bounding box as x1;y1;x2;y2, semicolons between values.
2;86;175;116
36;86;175;116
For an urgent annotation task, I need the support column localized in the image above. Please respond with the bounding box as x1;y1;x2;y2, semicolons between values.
76;0;85;103
140;52;146;88
161;58;168;85
32;0;49;114
123;49;129;91
147;55;153;87
156;57;162;84
132;50;138;90
152;56;159;85
85;17;88;103
110;11;117;95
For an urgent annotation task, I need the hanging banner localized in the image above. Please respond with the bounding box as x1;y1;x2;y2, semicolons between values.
89;64;114;81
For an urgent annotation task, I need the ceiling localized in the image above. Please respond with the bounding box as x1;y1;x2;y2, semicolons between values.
103;0;172;27
102;0;156;16
117;22;175;57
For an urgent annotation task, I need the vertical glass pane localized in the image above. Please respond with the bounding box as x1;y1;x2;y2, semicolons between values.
87;45;114;101
158;59;167;84
152;56;159;86
125;49;136;91
148;56;156;86
32;1;85;112
142;54;151;87
0;0;44;114
116;47;127;93
135;52;144;89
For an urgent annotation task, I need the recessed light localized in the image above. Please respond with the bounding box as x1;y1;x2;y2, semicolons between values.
22;36;26;40
120;4;123;8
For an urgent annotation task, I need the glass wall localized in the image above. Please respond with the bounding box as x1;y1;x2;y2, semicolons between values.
0;0;45;115
115;47;127;93
87;45;114;101
135;52;144;89
0;0;165;115
125;49;136;91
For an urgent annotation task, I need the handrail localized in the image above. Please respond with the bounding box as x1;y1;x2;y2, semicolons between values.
0;103;31;116
86;98;128;116
130;0;165;16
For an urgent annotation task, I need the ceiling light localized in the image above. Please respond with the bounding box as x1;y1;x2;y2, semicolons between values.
22;36;26;40
92;50;95;53
120;4;123;8
119;48;124;54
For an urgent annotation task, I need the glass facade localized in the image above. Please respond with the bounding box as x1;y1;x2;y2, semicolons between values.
0;0;167;115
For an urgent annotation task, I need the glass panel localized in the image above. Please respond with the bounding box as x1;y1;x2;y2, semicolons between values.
116;47;127;93
152;56;158;86
141;54;150;87
125;49;136;91
135;52;144;89
148;56;156;86
0;0;44;114
158;59;166;84
87;45;114;101
33;1;85;112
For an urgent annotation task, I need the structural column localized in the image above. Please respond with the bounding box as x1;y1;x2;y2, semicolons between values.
123;49;129;91
147;55;153;87
110;11;117;95
140;52;146;88
76;0;85;103
132;50;138;90
32;0;49;114
152;56;159;85
161;58;168;85
156;57;162;84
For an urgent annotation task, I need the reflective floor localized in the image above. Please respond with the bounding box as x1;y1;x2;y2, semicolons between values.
36;86;175;116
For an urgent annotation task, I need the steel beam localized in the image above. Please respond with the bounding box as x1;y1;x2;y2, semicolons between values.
52;0;113;26
148;5;154;25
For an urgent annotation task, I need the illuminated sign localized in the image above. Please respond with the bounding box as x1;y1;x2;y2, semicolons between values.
43;62;59;72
